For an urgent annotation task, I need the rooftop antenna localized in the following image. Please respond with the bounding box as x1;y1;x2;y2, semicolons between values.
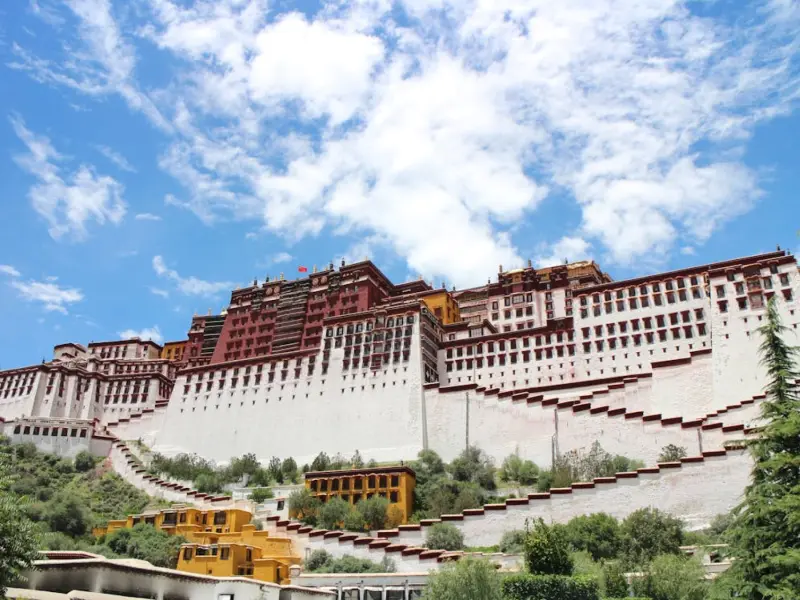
527;259;532;268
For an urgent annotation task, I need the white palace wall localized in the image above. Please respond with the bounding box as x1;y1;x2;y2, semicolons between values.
151;325;427;465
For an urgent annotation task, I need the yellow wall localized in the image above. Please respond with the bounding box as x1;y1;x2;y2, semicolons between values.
178;542;299;583
95;507;300;584
303;468;416;525
160;340;187;361
422;291;461;325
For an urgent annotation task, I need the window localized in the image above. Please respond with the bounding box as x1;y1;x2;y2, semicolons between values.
220;547;230;560
183;548;193;561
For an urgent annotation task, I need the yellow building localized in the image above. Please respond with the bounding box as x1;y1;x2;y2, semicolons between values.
421;290;461;325
93;506;300;584
303;466;416;525
160;340;188;362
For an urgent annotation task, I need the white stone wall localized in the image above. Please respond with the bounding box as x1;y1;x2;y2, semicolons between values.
1;419;111;458
152;323;426;464
386;450;751;548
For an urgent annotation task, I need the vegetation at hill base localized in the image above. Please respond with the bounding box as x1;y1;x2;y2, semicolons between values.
0;437;183;571
303;549;395;574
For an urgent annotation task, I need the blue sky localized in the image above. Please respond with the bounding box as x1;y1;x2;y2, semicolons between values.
0;0;798;370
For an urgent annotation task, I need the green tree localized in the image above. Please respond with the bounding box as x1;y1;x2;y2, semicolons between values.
310;452;331;472
0;463;39;595
318;497;351;530
499;529;526;554
248;488;273;503
343;509;367;532
425;522;465;551
634;553;708;600
351;450;364;469
267;457;283;483
414;449;447;487
74;450;96;473
658;444;688;463
719;297;800;599
422;557;503;600
228;453;259;481
449;446;496;490
603;561;629;598
356;495;390;530
101;523;185;568
499;452;539;486
563;513;622;561
621;508;683;566
288;488;321;525
281;457;298;482
523;518;573;576
46;493;90;537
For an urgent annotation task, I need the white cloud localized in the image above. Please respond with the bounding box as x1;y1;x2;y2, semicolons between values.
536;237;593;269
11;116;127;241
0;265;21;277
271;251;293;264
14;0;800;284
150;287;170;298
11;0;169;130
96;145;137;172
152;255;234;297
118;325;164;344
135;213;162;221
9;278;84;314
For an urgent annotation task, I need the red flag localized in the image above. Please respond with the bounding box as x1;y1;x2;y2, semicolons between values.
298;266;308;273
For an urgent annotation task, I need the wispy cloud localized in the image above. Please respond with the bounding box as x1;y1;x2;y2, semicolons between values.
0;265;21;277
152;255;234;297
12;0;800;285
149;287;169;298
118;325;163;344
11;0;169;130
11;116;126;241
9;277;84;314
96;144;136;172
135;213;162;221
271;251;292;264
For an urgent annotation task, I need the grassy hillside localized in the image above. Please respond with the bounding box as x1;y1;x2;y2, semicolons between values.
0;436;183;565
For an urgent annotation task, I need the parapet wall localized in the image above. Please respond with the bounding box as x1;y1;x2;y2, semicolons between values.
1;418;112;458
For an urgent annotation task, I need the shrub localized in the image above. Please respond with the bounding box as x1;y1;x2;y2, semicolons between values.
356;495;390;530
448;446;496;490
318;497;351;530
100;523;186;568
523;518;573;576
502;574;600;600
343;509;367;532
288;488;321;525
46;493;90;537
303;549;394;574
248;488;273;504
499;452;539;486
633;553;707;600
602;561;630;598
562;513;622;561
426;522;465;551
499;529;526;554
423;557;503;600
74;451;96;473
621;508;683;565
657;444;687;463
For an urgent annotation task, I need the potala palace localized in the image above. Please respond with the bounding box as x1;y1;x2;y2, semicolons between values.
2;249;798;553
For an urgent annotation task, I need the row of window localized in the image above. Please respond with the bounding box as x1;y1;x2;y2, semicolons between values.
445;332;576;359
581;309;705;338
309;474;401;491
718;288;793;312
13;424;88;438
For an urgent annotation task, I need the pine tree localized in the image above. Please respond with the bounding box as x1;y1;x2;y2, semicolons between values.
719;297;800;599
